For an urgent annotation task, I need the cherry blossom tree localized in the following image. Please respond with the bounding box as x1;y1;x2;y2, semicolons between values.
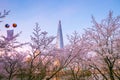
63;31;92;80
1;52;25;80
0;10;10;48
0;30;27;80
84;11;120;80
25;23;55;80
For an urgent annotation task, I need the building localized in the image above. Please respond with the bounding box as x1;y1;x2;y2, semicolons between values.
56;20;64;49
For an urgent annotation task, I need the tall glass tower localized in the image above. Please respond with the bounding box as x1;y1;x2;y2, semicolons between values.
56;20;64;48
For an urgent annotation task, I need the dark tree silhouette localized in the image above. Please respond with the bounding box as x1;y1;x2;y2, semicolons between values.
0;10;10;22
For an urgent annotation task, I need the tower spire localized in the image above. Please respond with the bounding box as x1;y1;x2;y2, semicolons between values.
56;20;64;48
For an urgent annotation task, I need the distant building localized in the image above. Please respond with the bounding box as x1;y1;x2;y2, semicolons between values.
6;30;14;41
56;20;64;49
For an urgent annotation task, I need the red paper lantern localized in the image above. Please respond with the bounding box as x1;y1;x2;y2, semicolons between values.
5;24;10;28
12;23;17;28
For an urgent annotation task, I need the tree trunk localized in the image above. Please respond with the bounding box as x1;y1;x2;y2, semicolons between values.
109;66;115;80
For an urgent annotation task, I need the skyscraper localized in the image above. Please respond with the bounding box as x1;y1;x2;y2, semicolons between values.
6;30;14;41
56;20;64;48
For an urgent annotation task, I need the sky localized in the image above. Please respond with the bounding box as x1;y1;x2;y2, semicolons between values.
0;0;120;45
